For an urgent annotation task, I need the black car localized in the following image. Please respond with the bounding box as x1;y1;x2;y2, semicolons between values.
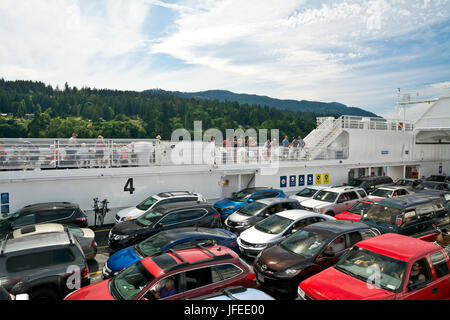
0;202;88;237
394;178;423;189
416;189;450;207
360;194;450;237
348;175;394;193
414;181;450;191
253;220;380;298
425;175;449;183
108;202;222;251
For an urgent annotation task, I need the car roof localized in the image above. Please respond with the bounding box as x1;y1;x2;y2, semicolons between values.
156;191;199;198
275;209;325;220
356;233;442;262
374;186;408;191
354;176;392;181
153;202;210;212
1;231;72;254
323;186;364;193
416;190;450;196
159;227;232;241
239;187;279;193
373;194;442;209
141;245;237;277
256;197;297;206
18;202;79;214
11;223;65;239
198;287;274;300
303;220;371;236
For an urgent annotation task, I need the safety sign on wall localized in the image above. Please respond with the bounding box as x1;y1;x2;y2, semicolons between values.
280;176;287;188
298;175;305;186
307;174;313;185
1;193;9;215
324;173;330;185
316;174;322;185
290;175;296;187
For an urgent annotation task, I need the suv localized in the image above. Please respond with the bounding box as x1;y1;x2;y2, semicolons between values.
115;191;206;224
394;178;423;190
214;188;286;220
425;175;449;183
298;233;450;300
300;186;368;216
224;198;301;235
0;202;88;236
368;186;413;199
0;231;90;300
415;181;450;191
254;220;380;297
348;176;394;193
65;245;257;300
360;194;450;238
108;202;222;251
289;186;326;203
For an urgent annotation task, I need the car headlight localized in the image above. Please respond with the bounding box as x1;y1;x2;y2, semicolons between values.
277;268;301;277
113;234;129;241
121;216;132;222
314;207;324;213
253;243;267;248
298;286;306;299
223;206;235;211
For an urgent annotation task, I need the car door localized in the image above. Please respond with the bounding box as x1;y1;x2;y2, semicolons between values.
399;257;435;299
315;234;348;270
334;193;350;214
428;250;450;300
158;212;181;231
167;266;219;299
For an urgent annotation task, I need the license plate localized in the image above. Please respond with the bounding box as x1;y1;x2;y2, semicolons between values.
257;273;265;283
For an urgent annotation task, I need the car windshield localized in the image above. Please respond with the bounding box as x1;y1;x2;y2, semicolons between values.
348;180;367;188
136;233;171;257
136;210;164;227
416;183;441;190
426;175;446;182
254;215;293;234
280;230;328;257
348;201;373;215
111;261;155;300
362;204;402;225
295;188;318;198
136;196;159;211
370;189;393;198
313;190;339;203
238;202;266;216
230;190;253;202
395;179;413;187
67;226;84;238
335;246;407;292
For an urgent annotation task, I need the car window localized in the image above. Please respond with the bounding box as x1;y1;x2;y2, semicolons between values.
213;264;242;280
403;210;418;224
416;204;435;219
347;191;359;201
357;190;367;198
178;209;206;221
184;267;214;291
347;232;363;246
338;193;349;202
323;235;346;255
160;212;180;226
171;239;216;251
6;249;75;272
10;213;37;229
407;258;433;292
430;251;449;278
37;209;74;223
433;202;448;218
360;229;380;239
281;202;298;210
308;217;326;224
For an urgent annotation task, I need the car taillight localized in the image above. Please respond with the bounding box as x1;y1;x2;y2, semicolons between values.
228;241;237;247
214;213;220;219
246;273;256;280
76;217;87;222
90;239;96;248
82;265;89;279
396;217;402;227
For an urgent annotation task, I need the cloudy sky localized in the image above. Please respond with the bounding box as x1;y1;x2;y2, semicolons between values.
1;0;449;119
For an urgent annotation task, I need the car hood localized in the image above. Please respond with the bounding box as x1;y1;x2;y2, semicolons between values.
258;244;313;271
116;206;144;219
300;267;395;300
107;246;141;272
228;212;256;223
301;199;330;209
214;199;243;209
359;218;396;234
111;220;145;235
334;212;362;222
290;195;311;203
239;227;279;244
65;280;115;300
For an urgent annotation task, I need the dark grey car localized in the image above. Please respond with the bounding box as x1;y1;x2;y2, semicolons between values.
224;198;301;235
0;231;90;300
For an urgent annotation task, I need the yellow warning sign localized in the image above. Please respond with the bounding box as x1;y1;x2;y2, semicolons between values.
324;173;330;184
315;174;322;185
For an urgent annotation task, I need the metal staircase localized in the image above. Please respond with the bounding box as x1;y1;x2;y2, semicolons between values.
301;117;343;160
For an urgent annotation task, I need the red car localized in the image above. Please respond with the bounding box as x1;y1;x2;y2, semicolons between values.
298;233;450;300
65;245;256;300
334;198;382;222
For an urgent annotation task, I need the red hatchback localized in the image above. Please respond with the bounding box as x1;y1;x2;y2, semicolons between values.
65;245;257;300
334;198;382;222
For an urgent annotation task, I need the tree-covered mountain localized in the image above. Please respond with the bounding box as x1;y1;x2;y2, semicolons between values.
0;79;373;139
145;89;378;117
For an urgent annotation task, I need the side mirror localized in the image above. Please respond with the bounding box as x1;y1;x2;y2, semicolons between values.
248;199;254;203
155;223;163;230
291;229;298;234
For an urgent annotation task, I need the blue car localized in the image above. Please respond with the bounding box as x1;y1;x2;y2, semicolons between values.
102;227;239;279
214;187;286;220
195;286;275;300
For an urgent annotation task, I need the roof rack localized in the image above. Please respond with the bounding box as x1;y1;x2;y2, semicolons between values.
66;229;74;246
0;234;9;256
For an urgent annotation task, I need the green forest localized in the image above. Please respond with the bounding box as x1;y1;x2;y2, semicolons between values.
0;79;342;140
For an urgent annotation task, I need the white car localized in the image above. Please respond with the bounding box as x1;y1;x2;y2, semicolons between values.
114;191;206;223
367;186;413;199
237;210;335;258
300;186;367;216
289;186;326;203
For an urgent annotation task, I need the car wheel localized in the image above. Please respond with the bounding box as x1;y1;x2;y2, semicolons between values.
29;288;59;301
326;211;335;217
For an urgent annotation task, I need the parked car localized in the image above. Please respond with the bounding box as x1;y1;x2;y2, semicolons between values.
394;178;423;190
300;186;368;216
334;198;383;222
224;198;301;235
108;202;222;251
0;285;29;300
237;210;336;258
0;202;88;236
0;231;90;300
360;194;450;238
65;245;257;300
9;223;97;260
415;181;450;191
368;186;413;199
253;220;380;297
289;186;326;203
348;176;394;193
416;190;450;208
193;286;274;300
214;188;286;220
114;191;206;224
425;175;449;183
298;233;450;300
103;227;239;279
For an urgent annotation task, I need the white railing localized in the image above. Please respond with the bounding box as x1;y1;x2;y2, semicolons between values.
339;116;414;131
0;138;349;171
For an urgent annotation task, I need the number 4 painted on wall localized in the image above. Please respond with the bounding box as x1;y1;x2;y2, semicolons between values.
124;178;136;194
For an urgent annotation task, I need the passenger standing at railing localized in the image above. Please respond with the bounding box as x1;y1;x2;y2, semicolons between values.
263;139;271;161
248;136;257;162
282;136;289;160
95;135;106;168
67;132;78;167
271;138;279;161
289;137;298;160
78;143;90;167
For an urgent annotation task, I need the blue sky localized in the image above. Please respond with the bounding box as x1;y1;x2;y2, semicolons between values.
0;0;449;120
